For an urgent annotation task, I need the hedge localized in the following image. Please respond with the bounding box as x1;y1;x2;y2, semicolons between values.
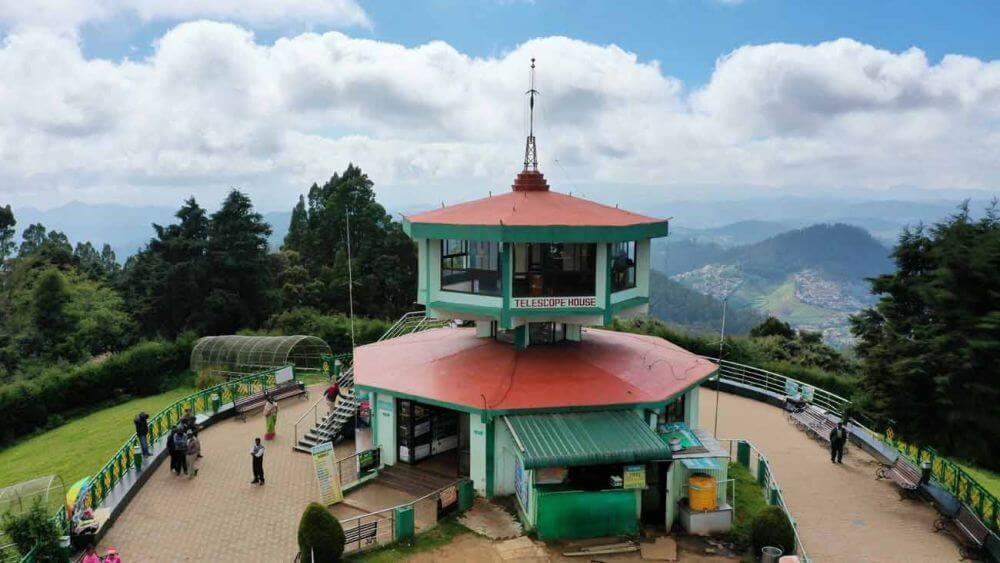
0;336;194;446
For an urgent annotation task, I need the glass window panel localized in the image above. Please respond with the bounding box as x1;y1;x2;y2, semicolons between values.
611;241;637;292
440;239;501;296
512;243;596;297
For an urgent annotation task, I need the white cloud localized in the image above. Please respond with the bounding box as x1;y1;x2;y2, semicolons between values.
0;24;997;212
0;0;369;33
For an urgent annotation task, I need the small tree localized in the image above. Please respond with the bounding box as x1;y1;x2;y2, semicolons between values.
749;317;795;339
751;505;795;556
0;499;64;562
298;503;345;563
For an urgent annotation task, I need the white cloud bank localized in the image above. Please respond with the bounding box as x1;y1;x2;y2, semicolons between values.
0;22;997;210
0;0;369;33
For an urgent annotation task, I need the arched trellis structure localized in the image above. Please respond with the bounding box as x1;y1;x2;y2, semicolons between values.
190;335;332;378
0;475;65;519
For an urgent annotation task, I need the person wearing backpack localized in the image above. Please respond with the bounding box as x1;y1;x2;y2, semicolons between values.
172;425;189;475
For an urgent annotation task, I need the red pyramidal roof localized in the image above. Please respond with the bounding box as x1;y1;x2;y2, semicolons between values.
406;169;663;228
354;327;717;413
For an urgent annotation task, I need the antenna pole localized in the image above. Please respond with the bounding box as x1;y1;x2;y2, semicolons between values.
345;209;356;352
524;58;539;172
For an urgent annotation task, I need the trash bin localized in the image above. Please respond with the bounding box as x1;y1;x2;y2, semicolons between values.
761;546;783;563
211;393;221;413
133;446;143;470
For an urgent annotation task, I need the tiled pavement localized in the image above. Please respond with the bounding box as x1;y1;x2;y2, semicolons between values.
98;389;356;562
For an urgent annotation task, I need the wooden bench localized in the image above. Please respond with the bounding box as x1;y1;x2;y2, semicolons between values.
233;380;307;422
934;503;992;560
790;405;836;442
875;456;923;500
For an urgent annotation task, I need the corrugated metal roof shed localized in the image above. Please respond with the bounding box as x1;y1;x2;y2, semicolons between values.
505;410;672;469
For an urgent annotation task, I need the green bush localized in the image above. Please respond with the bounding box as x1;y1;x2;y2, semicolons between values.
0;337;193;445
195;371;227;390
0;498;64;562
298;502;345;563
750;505;796;557
266;308;392;353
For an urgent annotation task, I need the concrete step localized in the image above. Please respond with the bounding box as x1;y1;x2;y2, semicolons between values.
374;463;459;496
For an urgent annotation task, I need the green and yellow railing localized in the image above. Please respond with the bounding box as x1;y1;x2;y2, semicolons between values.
88;366;285;508
881;430;999;534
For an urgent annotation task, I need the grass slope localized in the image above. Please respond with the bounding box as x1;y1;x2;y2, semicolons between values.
0;386;195;489
750;276;834;326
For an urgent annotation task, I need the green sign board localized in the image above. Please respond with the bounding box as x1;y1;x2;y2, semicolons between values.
623;465;646;489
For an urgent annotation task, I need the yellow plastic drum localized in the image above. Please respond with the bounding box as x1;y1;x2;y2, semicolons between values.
688;473;718;511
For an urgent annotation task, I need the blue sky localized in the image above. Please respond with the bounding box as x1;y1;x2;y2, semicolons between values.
78;0;1000;88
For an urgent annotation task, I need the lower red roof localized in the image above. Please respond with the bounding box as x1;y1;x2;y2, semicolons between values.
354;327;717;413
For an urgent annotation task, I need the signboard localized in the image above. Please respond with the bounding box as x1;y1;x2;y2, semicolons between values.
310;442;343;505
512;296;597;309
515;457;530;513
358;448;380;474
623;465;646;489
275;365;294;385
440;485;457;508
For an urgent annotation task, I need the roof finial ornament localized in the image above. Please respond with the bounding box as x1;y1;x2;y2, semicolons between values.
523;58;539;172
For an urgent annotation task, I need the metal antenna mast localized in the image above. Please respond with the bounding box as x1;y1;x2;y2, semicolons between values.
523;58;539;172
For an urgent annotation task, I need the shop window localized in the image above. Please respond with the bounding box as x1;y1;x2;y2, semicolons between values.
513;243;596;297
441;239;501;296
664;395;686;424
611;241;637;292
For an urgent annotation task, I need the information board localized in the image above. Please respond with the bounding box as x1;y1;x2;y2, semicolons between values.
310;441;343;505
275;365;294;385
623;465;646;489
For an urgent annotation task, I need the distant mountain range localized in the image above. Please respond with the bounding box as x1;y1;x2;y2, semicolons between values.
10;202;292;258
652;223;894;346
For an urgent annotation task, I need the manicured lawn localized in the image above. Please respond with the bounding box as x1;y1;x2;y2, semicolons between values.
0;387;196;490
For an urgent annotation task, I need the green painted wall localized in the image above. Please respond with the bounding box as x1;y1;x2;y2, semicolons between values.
417;238;428;305
685;386;700;428
535;489;639;540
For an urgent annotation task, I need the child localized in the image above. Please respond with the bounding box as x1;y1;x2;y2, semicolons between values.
81;545;101;563
104;547;122;563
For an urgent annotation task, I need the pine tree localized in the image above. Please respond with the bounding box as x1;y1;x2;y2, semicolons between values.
31;269;77;359
851;202;1000;469
0;205;15;262
284;195;309;253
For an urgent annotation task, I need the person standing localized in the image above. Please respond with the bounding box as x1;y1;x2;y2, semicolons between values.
829;422;848;464
134;412;150;457
250;438;266;485
81;545;101;563
263;395;279;441
172;425;189;475
167;426;180;474
186;430;201;478
104;547;122;563
324;380;343;416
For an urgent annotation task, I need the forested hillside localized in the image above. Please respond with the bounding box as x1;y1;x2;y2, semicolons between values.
649;271;762;334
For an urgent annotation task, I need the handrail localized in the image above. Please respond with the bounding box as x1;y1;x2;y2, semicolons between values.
86;365;290;509
718;438;810;562
706;356;999;535
293;364;355;447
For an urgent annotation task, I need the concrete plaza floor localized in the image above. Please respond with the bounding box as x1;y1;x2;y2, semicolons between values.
97;385;963;562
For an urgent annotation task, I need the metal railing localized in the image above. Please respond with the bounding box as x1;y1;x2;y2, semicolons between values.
87;365;287;508
882;435;999;533
719;438;810;562
377;311;451;342
339;478;469;555
293;362;354;448
705;355;999;535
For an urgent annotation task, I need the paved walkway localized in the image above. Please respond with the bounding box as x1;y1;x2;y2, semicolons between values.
97;385;964;562
699;390;960;563
97;389;355;562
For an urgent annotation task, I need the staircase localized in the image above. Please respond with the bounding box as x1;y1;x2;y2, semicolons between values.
293;312;451;453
